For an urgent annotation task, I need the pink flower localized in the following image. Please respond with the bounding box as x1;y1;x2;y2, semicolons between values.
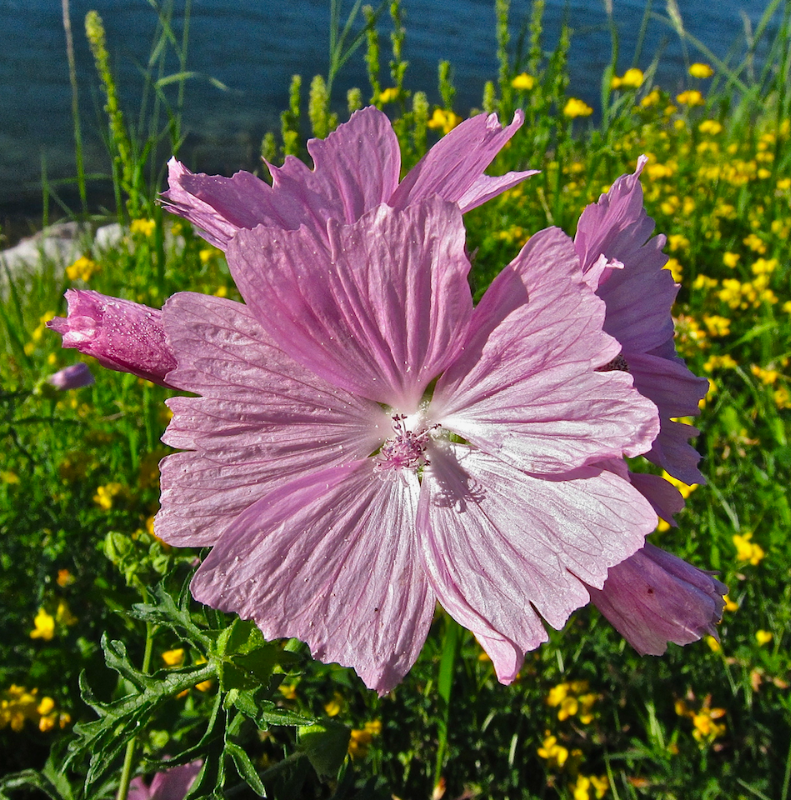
127;760;202;800
161;107;537;249
157;195;660;693
46;362;94;390
47;290;177;387
574;156;709;485
587;543;726;654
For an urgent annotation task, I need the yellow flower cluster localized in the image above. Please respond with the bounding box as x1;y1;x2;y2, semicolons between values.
66;255;100;282
537;733;572;768
427;108;462;134
573;774;609;800
546;680;598;724
675;697;726;744
30;602;78;641
755;630;773;646
0;686;70;733
130;218;156;237
93;481;124;510
24;311;57;356
378;87;399;103
703;354;737;372
732;532;765;565
702;315;731;337
676;90;704;107
563;98;593;118
611;68;644;89
689;63;714;79
348;720;382;759
662;471;698;500
751;364;780;385
511;72;536;91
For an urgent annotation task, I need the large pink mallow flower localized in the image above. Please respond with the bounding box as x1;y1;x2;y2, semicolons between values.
47;289;177;387
161;106;537;249
574;156;709;486
156;195;663;693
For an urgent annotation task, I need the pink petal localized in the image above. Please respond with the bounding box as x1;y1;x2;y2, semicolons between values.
162;108;400;247
47;290;177;387
227;198;473;411
149;761;203;800
431;228;659;473
588;543;726;655
127;778;151;800
267;106;401;224
156;292;387;547
646;419;706;486
628;471;685;525
417;444;656;683
191;461;435;695
390;110;534;212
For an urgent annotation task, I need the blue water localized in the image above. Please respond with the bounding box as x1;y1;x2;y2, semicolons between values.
0;0;781;206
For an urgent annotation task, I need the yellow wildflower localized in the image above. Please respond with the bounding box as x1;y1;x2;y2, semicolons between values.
723;595;739;613
563;98;593;118
668;233;690;252
557;696;579;721
751;365;779;385
65;256;100;282
427;108;462;134
612;68;644;89
756;630;773;646
378;87;399;103
56;569;74;587
30;608;56;641
722;252;740;268
279;683;298;700
590;775;609;798
93;482;123;510
705;635;720;652
692;709;726;742
677;90;705;106
546;682;570;707
573;775;592;800
702;315;730;337
213;285;228;298
662;471;697;499
689;63;714;79
664;258;683;282
777;178;791;191
743;233;766;253
55;601;77;627
537;734;569;768
732;532;765;565
348;721;380;759
641;88;661;107
130;218;156;237
699;119;722;135
199;246;221;264
324;692;343;717
511;73;536;91
774;386;790;409
162;648;185;667
647;162;674;179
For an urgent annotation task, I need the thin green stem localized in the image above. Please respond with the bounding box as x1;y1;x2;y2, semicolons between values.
115;622;156;800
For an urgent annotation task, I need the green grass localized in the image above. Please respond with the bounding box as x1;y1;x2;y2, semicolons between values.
1;1;791;798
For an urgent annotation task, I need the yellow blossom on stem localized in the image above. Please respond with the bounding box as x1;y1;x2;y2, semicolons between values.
162;648;185;667
755;630;773;646
563;98;593;118
511;73;536;90
546;682;570;706
699;119;723;135
702;315;730;337
689;62;714;78
30;608;56;641
723;595;739;613
93;482;123;510
732;532;765;565
677;90;704;106
348;721;380;759
378;87;399;103
55;601;77;627
641;88;661;107
774;386;790;409
751;365;779;385
722;252;740;268
324;692;344;717
537;734;569;768
56;569;74;587
65;256;100;282
427;108;462;134
130;218;156;237
743;233;767;253
664;258;683;282
662;471;698;499
705;635;721;652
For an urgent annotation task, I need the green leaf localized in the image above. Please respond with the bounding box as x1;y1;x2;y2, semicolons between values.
226;742;267;797
298;719;351;779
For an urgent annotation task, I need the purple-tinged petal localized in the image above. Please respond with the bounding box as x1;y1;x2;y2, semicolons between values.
162;109;401;247
455;169;540;213
191;461;435;695
127;778;151;800
587;543;726;655
628;349;708;484
390;110;534;212
417;444;656;684
46;362;94;390
157;293;387;547
430;228;659;473
148;761;202;800
228;198;473;411
267;106;401;225
628;471;685;525
47;290;177;387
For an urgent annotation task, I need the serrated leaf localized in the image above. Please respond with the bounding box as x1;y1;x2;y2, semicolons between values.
0;770;62;800
226;742;266;797
129;583;214;649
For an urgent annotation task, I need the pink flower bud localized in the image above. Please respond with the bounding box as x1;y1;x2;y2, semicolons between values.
46;362;94;390
48;290;177;387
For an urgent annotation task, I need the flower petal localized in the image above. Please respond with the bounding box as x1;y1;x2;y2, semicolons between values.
162;108;401;247
191;461;434;694
628;471;685;524
390;110;534;212
148;760;203;800
47;290;177;386
587;543;726;655
417;444;656;683
228;198;473;410
431;227;659;473
157;292;387;546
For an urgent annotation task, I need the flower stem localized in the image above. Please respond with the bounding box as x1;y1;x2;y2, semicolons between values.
116;622;155;800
